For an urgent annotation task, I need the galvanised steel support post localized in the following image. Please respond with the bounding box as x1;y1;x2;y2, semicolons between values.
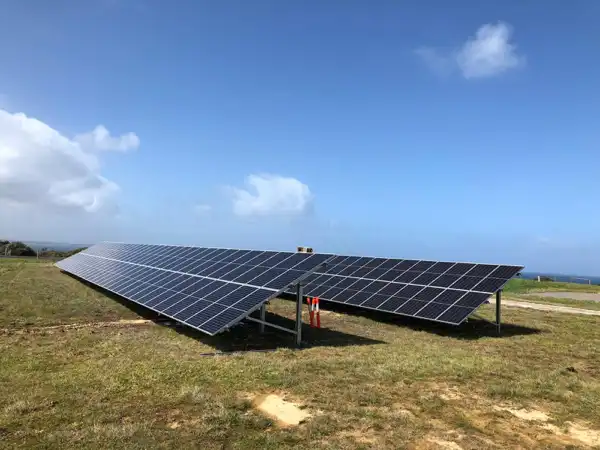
496;290;502;336
259;303;266;333
295;282;303;346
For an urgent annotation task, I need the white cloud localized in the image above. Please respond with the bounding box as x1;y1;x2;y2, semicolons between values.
456;22;524;79
0;109;137;215
416;22;525;79
75;125;140;152
229;174;313;217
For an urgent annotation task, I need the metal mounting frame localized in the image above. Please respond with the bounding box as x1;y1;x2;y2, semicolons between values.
469;289;502;335
495;289;502;335
244;280;305;346
243;259;331;346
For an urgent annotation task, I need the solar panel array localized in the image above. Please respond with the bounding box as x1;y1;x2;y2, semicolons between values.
57;242;523;335
56;243;330;335
296;255;523;325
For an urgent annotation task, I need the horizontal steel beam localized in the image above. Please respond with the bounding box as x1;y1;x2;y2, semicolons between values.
245;316;298;335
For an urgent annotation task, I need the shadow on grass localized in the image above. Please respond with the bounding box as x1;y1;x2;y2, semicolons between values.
170;310;385;352
68;275;385;352
279;294;542;341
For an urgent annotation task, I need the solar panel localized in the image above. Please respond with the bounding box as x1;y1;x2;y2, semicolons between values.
294;255;523;325
56;243;331;335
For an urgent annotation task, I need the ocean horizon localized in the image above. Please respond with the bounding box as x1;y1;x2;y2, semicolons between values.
521;271;600;285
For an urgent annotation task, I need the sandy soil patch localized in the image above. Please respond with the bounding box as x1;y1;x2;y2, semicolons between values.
543;422;600;447
494;404;600;447
252;394;310;427
493;406;550;422
565;423;600;447
426;439;464;450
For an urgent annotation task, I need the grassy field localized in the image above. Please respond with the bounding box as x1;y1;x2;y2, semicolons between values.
1;260;600;449
504;278;600;311
504;278;600;295
508;295;600;312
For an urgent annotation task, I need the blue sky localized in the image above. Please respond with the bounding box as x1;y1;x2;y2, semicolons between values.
1;0;599;274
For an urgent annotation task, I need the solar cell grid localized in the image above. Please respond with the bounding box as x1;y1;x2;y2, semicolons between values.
58;253;278;332
59;243;522;333
57;243;331;335
289;254;522;325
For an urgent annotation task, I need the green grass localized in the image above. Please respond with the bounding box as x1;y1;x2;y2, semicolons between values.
503;278;600;311
504;278;600;295
1;259;600;449
508;294;600;312
0;260;140;328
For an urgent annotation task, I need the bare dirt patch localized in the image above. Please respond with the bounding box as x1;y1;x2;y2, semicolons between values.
0;319;154;336
411;433;467;450
489;297;600;316
426;438;464;450
493;406;550;422
566;423;600;447
543;422;600;447
252;394;310;427
528;292;600;302
493;404;600;447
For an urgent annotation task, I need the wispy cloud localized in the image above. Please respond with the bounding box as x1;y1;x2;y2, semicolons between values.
416;22;525;79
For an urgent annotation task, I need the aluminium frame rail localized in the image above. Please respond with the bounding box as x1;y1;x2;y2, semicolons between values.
245;282;305;346
469;289;503;335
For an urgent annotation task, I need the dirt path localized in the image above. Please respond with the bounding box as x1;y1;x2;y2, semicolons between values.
489;297;600;316
0;319;155;336
525;291;600;302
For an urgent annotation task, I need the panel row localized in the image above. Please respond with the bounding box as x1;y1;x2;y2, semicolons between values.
308;270;511;295
84;243;331;275
57;253;274;335
319;255;521;281
81;251;315;291
295;274;491;325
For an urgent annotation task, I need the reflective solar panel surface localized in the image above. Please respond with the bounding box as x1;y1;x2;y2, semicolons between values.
56;243;331;335
296;255;523;325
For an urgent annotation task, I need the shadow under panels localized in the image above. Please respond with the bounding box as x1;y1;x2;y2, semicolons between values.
295;255;523;325
56;242;331;335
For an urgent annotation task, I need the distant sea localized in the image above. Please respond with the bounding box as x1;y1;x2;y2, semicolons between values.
521;271;600;286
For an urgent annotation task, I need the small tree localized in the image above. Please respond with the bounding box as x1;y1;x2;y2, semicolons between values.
8;242;36;257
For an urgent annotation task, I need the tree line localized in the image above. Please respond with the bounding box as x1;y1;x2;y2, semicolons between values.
0;240;87;258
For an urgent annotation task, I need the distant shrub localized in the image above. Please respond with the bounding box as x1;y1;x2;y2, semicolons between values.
4;241;36;257
39;247;87;258
0;241;87;258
